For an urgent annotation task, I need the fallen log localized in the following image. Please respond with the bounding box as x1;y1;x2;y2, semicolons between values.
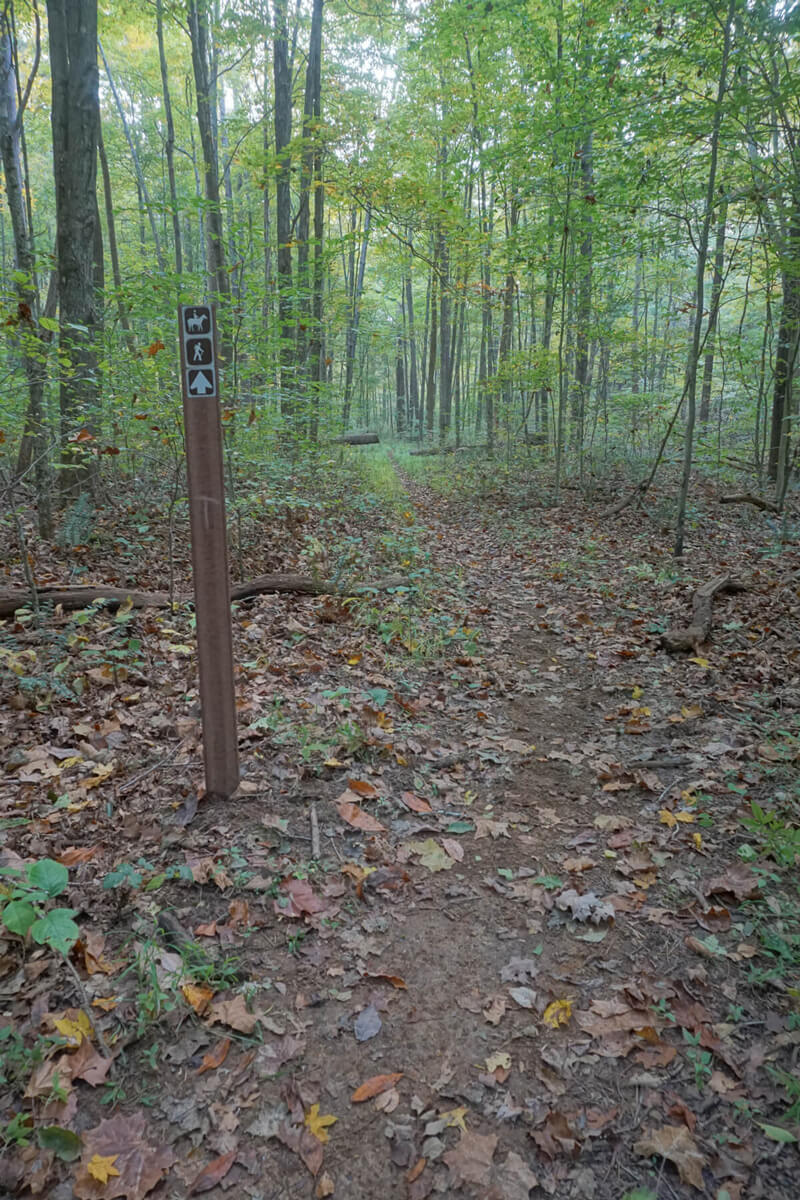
0;573;409;619
661;573;747;654
409;443;485;456
331;431;380;445
719;492;780;514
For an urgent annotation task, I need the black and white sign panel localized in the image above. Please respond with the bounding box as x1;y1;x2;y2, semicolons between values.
179;305;217;399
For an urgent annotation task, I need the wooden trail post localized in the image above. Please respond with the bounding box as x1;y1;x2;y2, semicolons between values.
179;304;239;799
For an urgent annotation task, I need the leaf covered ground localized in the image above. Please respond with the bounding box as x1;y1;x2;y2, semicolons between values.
1;451;799;1200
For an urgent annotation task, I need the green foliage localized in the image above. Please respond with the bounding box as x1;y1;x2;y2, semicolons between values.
0;859;79;956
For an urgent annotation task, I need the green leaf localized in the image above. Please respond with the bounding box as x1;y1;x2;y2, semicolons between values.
37;1125;82;1161
445;821;474;834
758;1123;796;1144
621;1191;658;1200
38;316;60;332
27;859;69;898
31;909;80;954
2;899;37;936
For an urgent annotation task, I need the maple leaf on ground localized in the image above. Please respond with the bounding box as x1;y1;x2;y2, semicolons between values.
443;1130;497;1187
73;1112;174;1200
88;1155;120;1184
633;1124;706;1190
304;1104;337;1144
555;888;615;924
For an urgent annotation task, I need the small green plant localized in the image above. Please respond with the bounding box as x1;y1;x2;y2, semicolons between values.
0;859;79;955
0;1112;34;1150
741;802;800;867
682;1028;712;1091
768;1066;800;1122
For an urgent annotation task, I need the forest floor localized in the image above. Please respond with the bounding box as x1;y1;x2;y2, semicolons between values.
1;450;799;1200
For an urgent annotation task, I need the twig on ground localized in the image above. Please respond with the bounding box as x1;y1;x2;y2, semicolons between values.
310;802;320;859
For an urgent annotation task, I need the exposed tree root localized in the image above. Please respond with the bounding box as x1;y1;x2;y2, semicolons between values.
661;572;747;654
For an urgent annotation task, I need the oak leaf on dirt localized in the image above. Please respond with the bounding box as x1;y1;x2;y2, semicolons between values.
206;995;259;1034
443;1130;497;1187
351;1072;404;1102
555;888;614;924
633;1124;706;1190
74;1112;174;1200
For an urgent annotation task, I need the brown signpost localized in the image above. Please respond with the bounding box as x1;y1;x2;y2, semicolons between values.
179;304;239;799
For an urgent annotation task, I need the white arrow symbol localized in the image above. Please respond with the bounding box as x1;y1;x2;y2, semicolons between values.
189;370;214;395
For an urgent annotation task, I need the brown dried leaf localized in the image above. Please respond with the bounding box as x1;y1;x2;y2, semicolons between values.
634;1124;706;1190
188;1148;237;1195
197;1038;231;1075
334;799;386;832
443;1131;498;1187
275;877;328;917
351;1073;404;1103
400;791;432;813
73;1112;174;1200
206;995;259;1034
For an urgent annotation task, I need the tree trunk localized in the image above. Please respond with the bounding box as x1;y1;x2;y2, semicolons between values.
188;0;230;353
46;0;101;500
674;0;735;556
0;8;51;534
156;0;182;276
272;0;294;421
97;122;135;354
342;205;371;430
699;196;728;423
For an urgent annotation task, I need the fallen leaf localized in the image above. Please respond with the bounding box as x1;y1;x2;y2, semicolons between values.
509;986;538;1010
563;856;596;873
400;791;432;813
346;779;378;798
440;1107;469;1133
275;877;328;916
315;1171;335;1198
442;838;464;862
494;1150;539;1198
52;1010;93;1047
543;998;573;1028
182;983;214;1015
405;838;453;872
555;889;615;924
74;1112;174;1200
705;863;762;902
634;1124;706;1190
334;799;386;832
206;995;258;1034
485;1051;511;1072
354;1004;382;1042
443;1130;497;1187
188;1148;237;1195
87;1155;120;1184
351;1073;404;1103
197;1038;231;1075
483;994;507;1024
304;1104;337;1144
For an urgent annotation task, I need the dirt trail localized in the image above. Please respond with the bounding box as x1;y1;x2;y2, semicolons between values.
2;460;798;1200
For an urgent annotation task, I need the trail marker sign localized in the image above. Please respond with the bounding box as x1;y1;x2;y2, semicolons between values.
179;304;239;800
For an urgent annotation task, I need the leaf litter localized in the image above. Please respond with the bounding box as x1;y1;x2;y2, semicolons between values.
1;463;799;1197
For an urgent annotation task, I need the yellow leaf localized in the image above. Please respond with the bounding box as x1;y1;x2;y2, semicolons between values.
66;797;93;813
305;1103;337;1143
182;983;214;1014
92;997;118;1012
347;654;361;665
675;810;695;823
692;832;703;851
543;998;573;1028
659;809;677;828
324;758;344;768
53;1010;92;1046
441;1106;468;1133
632;686;643;700
688;657;711;668
88;1154;120;1183
59;755;83;770
681;705;703;719
485;1051;511;1072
